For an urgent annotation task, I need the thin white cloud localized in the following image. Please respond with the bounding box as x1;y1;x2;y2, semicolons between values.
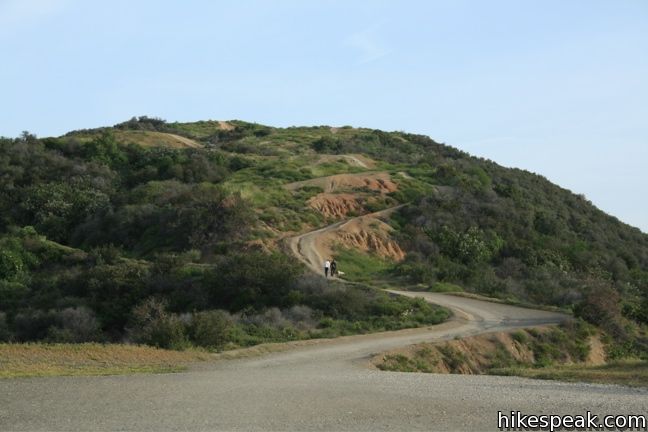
346;25;389;64
0;0;70;35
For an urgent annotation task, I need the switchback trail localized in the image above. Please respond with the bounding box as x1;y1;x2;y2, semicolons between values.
2;208;646;431
285;205;403;275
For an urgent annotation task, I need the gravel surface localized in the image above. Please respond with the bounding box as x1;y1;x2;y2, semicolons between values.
2;293;645;432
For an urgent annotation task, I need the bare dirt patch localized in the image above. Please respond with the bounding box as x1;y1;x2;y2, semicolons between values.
218;121;235;131
308;193;363;219
285;172;397;193
316;213;405;261
586;336;606;365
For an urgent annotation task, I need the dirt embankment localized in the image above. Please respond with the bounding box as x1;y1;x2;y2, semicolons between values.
307;193;396;219
314;211;405;262
374;327;606;374
332;214;405;261
288;171;398;220
307;193;363;219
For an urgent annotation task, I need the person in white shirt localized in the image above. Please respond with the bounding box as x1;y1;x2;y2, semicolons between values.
324;260;331;278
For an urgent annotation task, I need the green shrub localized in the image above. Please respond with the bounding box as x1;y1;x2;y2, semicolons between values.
128;299;187;349
48;307;102;343
189;310;232;349
526;328;540;337
377;354;417;372
0;280;28;311
0;312;11;342
489;342;517;369
429;282;463;293
12;309;59;341
511;330;528;344
312;136;341;153
438;345;467;372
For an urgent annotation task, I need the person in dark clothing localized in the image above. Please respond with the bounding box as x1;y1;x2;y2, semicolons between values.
330;259;337;277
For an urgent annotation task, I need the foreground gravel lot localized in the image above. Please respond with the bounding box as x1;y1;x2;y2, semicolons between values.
1;293;645;432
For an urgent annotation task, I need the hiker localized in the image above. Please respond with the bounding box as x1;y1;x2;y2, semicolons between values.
330;259;337;277
324;259;330;278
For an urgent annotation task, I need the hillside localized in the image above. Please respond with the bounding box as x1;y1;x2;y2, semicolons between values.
0;116;646;357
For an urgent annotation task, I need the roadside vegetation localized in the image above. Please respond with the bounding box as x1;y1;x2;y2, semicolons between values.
332;248;395;283
0;226;448;351
492;360;648;388
376;321;648;387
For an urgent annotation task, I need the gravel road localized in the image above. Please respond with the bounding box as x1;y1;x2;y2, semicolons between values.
1;293;645;431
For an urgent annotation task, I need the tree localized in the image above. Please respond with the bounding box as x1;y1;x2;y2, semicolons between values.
435;226;500;264
574;282;627;340
312;136;341;153
209;252;303;310
83;132;127;166
21;181;111;243
47;307;102;343
0;312;11;342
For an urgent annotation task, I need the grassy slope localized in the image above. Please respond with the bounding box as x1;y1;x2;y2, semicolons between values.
376;324;648;387
333;248;395;283
493;360;648;388
63;130;203;148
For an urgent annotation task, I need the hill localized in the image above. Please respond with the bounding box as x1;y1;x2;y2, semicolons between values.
0;116;646;357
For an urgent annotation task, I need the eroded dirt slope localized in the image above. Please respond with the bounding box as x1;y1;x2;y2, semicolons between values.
285;171;397;194
285;205;405;273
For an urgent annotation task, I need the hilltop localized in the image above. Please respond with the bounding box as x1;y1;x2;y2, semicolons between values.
0;117;646;359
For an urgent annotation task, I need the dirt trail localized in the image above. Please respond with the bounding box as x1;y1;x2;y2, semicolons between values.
316;154;376;169
285;171;397;194
286;205;404;274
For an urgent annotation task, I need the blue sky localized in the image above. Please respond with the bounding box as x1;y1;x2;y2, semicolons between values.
1;0;647;232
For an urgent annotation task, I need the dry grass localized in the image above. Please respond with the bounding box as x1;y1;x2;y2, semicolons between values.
113;131;202;148
493;360;648;388
0;343;209;379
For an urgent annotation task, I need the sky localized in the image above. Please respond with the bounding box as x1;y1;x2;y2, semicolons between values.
1;0;647;232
